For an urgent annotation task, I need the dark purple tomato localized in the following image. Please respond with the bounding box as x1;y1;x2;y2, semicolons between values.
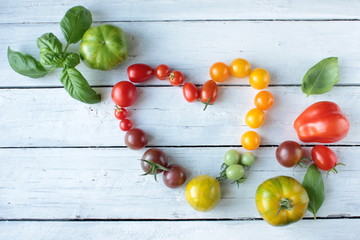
124;128;148;150
163;164;187;188
276;141;303;167
141;148;169;174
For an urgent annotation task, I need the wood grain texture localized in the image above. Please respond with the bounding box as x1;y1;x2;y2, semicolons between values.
0;147;358;219
2;21;360;87
0;86;357;147
1;0;360;23
1;219;360;240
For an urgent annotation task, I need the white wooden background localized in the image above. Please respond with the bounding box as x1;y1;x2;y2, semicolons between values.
1;0;360;239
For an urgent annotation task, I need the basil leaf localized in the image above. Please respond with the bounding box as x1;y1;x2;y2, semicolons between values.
37;33;62;54
39;52;64;68
302;164;325;219
62;53;80;69
7;47;48;78
60;68;101;104
60;6;92;44
302;57;339;96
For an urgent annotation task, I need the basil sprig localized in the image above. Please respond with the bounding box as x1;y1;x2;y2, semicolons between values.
302;164;325;219
302;57;339;96
7;6;100;104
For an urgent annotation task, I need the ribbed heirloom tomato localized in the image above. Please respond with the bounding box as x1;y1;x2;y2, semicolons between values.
256;176;309;226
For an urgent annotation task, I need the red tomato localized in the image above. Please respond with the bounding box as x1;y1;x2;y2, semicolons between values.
114;107;128;120
311;145;339;171
169;70;184;86
119;119;132;131
127;63;154;83
183;82;199;102
155;64;171;80
111;81;137;107
200;80;218;110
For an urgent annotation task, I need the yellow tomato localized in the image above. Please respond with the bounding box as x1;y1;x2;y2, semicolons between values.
185;175;221;212
209;62;230;82
241;131;260;150
255;176;309;226
254;90;274;110
249;68;270;89
230;58;251;78
245;108;265;128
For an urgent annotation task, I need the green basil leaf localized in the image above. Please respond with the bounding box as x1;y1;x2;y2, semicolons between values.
62;53;80;69
302;164;325;219
302;57;339;96
39;51;64;68
60;68;101;104
7;47;48;78
60;6;92;44
37;33;62;54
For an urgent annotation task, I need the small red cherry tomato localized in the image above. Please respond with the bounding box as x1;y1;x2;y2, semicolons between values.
155;64;171;80
200;80;218;110
127;63;154;83
111;81;137;107
311;145;339;171
119;119;132;131
114;107;128;120
183;82;199;102
169;70;184;86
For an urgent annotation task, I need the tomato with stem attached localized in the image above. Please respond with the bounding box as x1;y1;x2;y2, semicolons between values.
200;80;218;110
168;70;184;86
155;64;171;80
276;141;303;168
114;107;128;120
226;164;245;181
183;82;199;102
311;145;341;173
141;148;169;181
210;62;230;82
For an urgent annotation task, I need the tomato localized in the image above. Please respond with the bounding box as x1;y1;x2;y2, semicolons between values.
127;63;154;83
255;176;309;226
124;128;148;150
168;70;184;86
249;68;270;89
141;148;169;179
200;80;219;110
276;141;303;168
119;119;132;131
245;108;265;128
240;152;255;166
155;64;171;80
111;81;137;107
226;164;245;181
224;149;240;166
163;164;187;188
182;82;199;102
311;145;338;171
209;62;230;82
80;24;127;70
185;175;221;212
114;107;128;120
230;58;251;78
241;131;260;150
254;91;274;110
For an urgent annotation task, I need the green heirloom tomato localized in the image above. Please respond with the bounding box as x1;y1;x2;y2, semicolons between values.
255;176;309;226
79;24;127;70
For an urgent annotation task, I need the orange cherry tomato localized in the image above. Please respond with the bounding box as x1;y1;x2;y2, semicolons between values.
230;58;251;78
249;68;270;89
241;131;261;150
254;91;274;110
245;108;266;128
209;62;230;82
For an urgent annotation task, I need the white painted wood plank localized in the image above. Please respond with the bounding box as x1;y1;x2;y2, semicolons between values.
0;147;358;219
2;21;360;87
0;219;359;240
0;86;357;147
1;0;360;23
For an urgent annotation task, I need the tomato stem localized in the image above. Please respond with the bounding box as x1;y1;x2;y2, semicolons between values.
276;198;293;216
203;98;211;111
140;159;170;182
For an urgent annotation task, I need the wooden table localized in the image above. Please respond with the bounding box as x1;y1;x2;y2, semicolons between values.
1;1;359;239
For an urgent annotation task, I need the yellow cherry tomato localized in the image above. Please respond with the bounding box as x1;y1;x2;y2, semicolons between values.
241;131;261;150
254;90;274;110
209;62;230;82
230;58;251;78
249;68;270;89
185;175;221;212
245;108;265;128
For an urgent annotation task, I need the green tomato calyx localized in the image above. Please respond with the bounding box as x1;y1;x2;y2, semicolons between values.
276;198;294;216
